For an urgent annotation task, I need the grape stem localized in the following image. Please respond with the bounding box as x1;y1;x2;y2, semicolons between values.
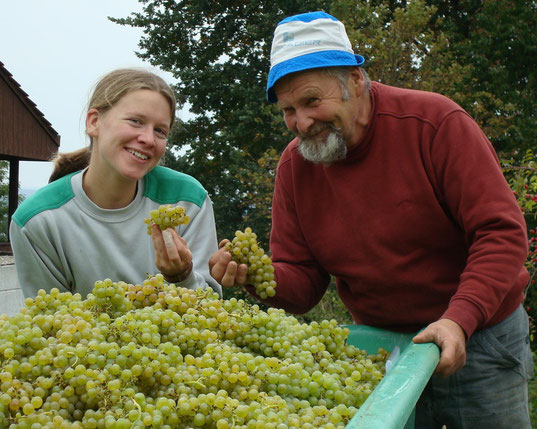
185;378;206;389
132;398;142;421
67;351;79;367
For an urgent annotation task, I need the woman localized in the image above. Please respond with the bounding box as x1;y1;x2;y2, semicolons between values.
10;68;221;298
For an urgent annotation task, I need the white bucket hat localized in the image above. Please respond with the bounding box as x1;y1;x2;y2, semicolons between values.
266;11;365;103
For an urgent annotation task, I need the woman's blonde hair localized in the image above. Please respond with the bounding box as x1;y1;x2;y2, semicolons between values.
49;68;176;183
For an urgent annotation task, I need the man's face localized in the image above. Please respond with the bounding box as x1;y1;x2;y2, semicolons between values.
275;69;362;164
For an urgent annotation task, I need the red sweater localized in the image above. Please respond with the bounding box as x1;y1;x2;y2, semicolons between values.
265;81;528;338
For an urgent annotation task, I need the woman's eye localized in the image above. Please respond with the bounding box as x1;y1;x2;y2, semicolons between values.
129;118;141;125
155;128;168;138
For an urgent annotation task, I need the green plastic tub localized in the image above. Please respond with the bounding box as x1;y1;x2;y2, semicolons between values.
344;325;440;429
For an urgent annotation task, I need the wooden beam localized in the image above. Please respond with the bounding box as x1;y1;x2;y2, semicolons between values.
8;159;19;242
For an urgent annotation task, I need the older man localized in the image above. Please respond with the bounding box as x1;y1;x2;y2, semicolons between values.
210;11;533;428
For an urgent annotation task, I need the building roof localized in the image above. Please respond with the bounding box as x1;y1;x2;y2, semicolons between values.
0;60;60;161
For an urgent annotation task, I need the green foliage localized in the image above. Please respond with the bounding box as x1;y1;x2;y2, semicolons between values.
332;0;537;155
234;148;280;249
0;161;9;242
221;279;353;326
503;151;537;343
332;0;448;89
427;0;537;154
114;0;537;245
112;1;537;415
112;0;330;242
294;280;354;326
503;150;537;219
112;1;537;331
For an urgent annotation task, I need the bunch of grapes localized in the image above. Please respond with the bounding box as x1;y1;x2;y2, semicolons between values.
144;204;190;235
87;278;133;316
124;274;204;314
0;275;388;428
124;274;167;310
225;228;277;299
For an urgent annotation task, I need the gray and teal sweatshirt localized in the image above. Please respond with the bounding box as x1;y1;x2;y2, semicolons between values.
9;166;222;298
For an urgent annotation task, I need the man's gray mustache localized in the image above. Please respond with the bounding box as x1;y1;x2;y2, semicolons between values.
299;123;336;140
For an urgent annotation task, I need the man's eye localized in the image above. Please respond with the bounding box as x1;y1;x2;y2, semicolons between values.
129;118;141;124
308;98;319;105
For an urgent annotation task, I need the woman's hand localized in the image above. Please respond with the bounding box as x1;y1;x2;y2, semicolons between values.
151;224;193;283
209;239;248;287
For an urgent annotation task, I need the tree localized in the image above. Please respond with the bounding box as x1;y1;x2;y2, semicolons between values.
503;151;537;342
332;0;534;154
113;0;537;322
344;0;537;156
112;0;331;247
115;0;537;246
426;0;537;155
331;0;537;325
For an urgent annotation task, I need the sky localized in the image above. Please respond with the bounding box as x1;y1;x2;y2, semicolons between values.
1;0;178;191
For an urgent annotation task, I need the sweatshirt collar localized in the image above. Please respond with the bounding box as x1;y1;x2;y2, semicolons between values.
71;168;145;222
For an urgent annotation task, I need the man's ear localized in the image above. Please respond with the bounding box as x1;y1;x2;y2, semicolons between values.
86;108;100;138
348;68;365;97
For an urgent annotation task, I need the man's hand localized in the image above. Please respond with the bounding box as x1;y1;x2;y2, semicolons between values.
151;224;193;280
413;318;467;377
209;240;248;287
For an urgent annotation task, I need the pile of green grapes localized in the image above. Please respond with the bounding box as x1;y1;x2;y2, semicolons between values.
144;205;190;235
225;228;277;299
0;276;388;428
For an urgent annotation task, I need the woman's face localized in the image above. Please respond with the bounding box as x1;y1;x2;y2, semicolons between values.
86;89;172;183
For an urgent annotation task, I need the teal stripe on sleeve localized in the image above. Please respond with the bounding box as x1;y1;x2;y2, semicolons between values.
13;172;78;227
144;166;208;207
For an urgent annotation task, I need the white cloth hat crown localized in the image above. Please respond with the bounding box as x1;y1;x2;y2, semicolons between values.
266;11;364;103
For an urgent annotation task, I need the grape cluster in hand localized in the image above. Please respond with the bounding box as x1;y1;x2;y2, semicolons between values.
144;205;190;235
225;228;277;299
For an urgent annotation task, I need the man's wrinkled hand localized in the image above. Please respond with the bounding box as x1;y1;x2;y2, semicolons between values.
209;239;248;287
413;318;467;377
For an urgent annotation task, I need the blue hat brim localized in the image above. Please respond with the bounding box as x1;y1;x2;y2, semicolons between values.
266;51;365;103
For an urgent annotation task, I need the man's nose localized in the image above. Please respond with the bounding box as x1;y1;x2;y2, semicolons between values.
295;109;314;136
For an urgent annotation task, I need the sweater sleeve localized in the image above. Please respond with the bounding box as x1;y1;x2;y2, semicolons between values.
9;218;73;297
177;195;222;297
254;152;331;314
429;111;529;337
